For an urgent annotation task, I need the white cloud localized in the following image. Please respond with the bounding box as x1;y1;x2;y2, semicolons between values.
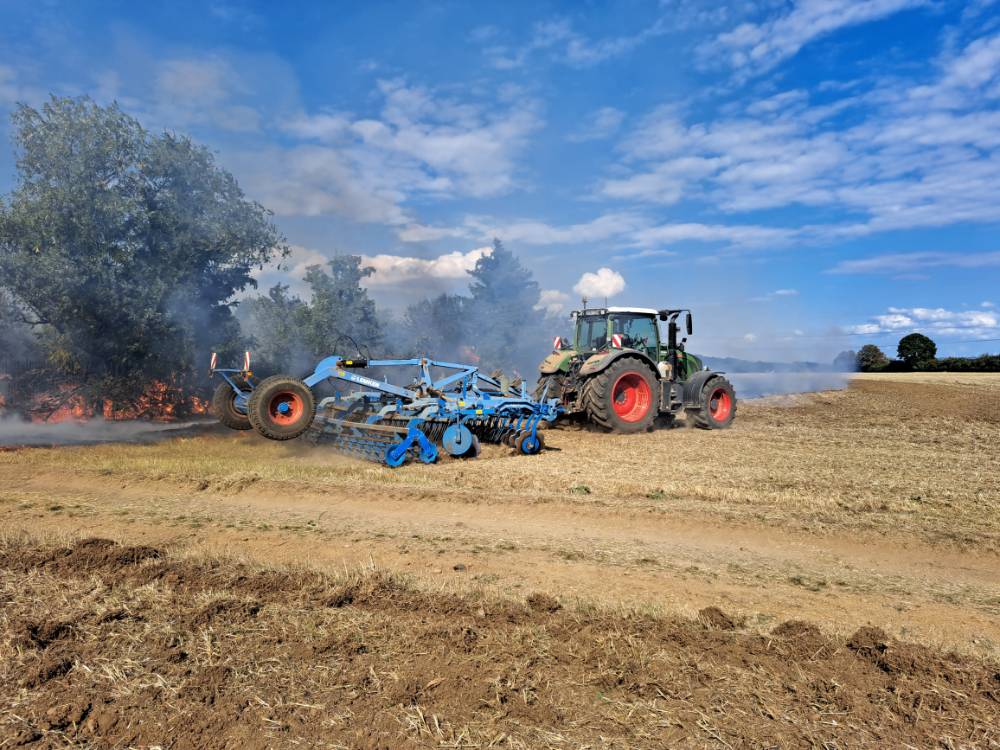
704;0;928;75
847;305;1000;338
608;31;1000;237
250;244;494;307
984;301;996;308
535;289;570;317
743;333;757;343
828;251;1000;274
0;64;45;108
462;211;648;246
573;268;626;299
237;78;543;225
234;145;409;224
568;107;625;142
283;79;542;202
485;16;668;70
628;222;798;250
153;56;261;132
751;288;800;302
361;246;491;288
396;223;471;243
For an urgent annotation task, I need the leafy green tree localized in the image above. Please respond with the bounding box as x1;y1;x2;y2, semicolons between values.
239;284;309;373
856;344;889;372
897;333;937;370
300;256;382;357
241;256;383;371
832;350;857;372
400;293;468;360
0;96;285;403
466;238;544;375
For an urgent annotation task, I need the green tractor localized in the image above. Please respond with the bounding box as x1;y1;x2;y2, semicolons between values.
535;305;736;433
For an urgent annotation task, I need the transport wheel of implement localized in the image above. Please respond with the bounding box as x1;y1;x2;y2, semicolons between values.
686;377;737;430
582;358;657;433
247;375;316;440
212;383;251;430
516;432;543;455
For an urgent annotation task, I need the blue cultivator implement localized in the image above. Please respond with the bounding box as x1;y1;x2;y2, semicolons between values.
209;353;560;468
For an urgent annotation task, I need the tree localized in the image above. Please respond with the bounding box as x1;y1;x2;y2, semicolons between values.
400;293;468;360
0;96;285;403
466;238;544;374
240;256;383;372
239;284;309;374
300;256;382;357
832;350;857;372
856;344;889;372
897;333;937;370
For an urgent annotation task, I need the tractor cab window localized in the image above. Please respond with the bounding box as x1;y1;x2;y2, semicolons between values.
611;315;658;358
577;316;609;351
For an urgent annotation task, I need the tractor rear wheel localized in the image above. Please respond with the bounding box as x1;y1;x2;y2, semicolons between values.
581;358;657;433
533;373;566;402
212;383;251;430
686;377;737;429
247;375;316;440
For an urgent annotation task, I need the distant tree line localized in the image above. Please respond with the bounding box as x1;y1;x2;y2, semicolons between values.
839;333;1000;373
0;97;552;415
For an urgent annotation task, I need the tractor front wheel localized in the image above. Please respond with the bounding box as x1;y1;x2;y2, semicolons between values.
212;383;252;431
686;377;737;430
582;358;657;433
247;375;316;440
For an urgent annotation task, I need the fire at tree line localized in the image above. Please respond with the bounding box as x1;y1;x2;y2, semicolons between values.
0;97;998;422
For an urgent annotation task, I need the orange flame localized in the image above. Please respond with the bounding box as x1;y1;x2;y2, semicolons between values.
28;380;210;423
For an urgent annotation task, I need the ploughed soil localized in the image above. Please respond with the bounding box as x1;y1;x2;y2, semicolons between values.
1;536;997;749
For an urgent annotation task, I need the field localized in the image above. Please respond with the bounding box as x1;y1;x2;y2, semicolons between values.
1;374;998;747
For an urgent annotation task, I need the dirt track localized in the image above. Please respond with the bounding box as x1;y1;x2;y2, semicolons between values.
0;375;999;746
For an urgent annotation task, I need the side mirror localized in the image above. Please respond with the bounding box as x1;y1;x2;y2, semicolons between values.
658;311;668;321
686;312;693;336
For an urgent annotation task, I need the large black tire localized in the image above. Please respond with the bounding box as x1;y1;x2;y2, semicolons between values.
533;373;566;401
247;375;316;440
686;376;737;430
581;357;658;433
212;383;252;431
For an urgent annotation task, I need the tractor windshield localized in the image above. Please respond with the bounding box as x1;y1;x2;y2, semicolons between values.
576;316;608;351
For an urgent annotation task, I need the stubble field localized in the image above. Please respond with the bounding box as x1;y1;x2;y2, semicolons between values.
0;374;998;747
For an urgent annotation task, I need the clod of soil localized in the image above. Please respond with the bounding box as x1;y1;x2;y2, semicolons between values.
697;605;741;630
525;592;561;612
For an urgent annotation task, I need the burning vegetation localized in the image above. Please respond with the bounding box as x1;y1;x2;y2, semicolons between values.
27;381;209;424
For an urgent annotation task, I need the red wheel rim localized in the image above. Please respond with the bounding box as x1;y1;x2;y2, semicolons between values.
612;372;652;422
709;388;732;421
268;391;304;425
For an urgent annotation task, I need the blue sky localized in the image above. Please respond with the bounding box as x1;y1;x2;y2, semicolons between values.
2;0;999;359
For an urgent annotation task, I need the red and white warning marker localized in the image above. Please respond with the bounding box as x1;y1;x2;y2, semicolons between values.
611;333;623;349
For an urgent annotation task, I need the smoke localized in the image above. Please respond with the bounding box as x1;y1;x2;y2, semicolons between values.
0;417;212;447
725;372;852;399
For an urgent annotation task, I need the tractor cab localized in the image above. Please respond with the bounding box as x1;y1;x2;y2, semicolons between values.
575;307;660;361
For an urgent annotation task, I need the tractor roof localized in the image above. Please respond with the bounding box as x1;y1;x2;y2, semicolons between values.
607;306;659;315
576;306;659;316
